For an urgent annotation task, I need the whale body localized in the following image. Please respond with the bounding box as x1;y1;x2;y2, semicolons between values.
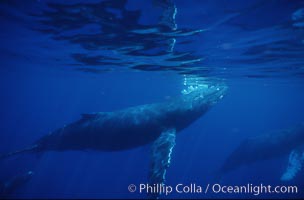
1;84;226;157
1;83;227;198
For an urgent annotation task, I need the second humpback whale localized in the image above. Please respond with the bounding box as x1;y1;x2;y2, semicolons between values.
219;123;304;180
0;83;227;198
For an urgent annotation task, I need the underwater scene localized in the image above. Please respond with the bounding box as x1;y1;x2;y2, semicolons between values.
1;0;304;199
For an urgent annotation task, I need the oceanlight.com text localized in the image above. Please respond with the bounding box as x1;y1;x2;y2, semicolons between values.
211;183;298;196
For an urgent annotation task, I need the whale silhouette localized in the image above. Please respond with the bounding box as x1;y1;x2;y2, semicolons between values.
1;83;227;198
219;123;304;180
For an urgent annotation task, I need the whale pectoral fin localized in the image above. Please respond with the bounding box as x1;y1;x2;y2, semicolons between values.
280;149;304;181
148;129;176;199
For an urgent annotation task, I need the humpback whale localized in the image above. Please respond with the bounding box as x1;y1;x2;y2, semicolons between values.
0;83;227;198
219;123;304;180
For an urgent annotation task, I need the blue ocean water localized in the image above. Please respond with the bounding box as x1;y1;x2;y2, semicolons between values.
0;0;304;199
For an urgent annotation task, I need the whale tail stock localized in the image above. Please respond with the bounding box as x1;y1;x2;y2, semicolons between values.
0;145;39;161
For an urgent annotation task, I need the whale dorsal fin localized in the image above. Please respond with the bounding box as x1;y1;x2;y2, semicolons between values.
148;129;176;199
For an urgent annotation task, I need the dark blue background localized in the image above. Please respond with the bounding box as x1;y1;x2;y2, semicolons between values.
0;0;304;199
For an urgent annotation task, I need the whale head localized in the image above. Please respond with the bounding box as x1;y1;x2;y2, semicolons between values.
183;82;228;111
168;82;227;132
